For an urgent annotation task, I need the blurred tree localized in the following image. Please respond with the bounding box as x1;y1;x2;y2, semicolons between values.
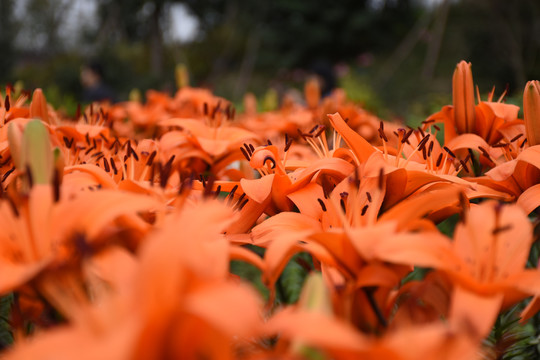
0;0;18;84
439;0;540;94
16;0;73;54
95;0;170;78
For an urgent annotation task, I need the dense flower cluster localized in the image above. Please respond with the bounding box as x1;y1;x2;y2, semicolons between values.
0;60;540;359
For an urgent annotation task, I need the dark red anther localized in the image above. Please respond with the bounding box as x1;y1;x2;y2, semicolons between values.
361;204;369;216
243;143;253;156
240;147;250;161
84;145;95;155
417;134;430;151
340;198;346;212
237;198;249;211
4;95;10;111
378;122;388;142
199;174;207;188
146;151;157;167
235;192;246;208
1;167;15;183
510;134;523;142
443;146;456;158
103;158;110;172
131;149;139;162
477;146;494;162
427;141;434;157
366;192;372;202
203;103;208;116
63;136;73;149
317;198;327;212
108;138;119;151
110;158;118;175
459;159;470;173
227;184;239;204
99;132;109;145
435;153;443;167
401;129;414;144
463;153;471;165
378;168;384;190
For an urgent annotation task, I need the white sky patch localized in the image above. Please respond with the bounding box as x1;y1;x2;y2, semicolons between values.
168;3;199;43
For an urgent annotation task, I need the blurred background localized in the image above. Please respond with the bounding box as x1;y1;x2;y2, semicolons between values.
1;0;539;123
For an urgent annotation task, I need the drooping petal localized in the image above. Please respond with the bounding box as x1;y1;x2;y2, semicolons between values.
52;190;161;241
184;282;262;337
240;174;274;204
327;112;375;164
251;212;321;246
517;183;540;214
265;307;371;353
449;285;503;339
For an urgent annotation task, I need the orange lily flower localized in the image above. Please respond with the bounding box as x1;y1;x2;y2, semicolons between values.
370;201;540;338
4;200;263;360
0;185;161;295
158;110;259;178
329;112;510;210
239;143;354;217
483;145;540;213
428;61;521;146
264;273;478;360
0;88;30;125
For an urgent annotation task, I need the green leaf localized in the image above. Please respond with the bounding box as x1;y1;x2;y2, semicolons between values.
0;294;13;349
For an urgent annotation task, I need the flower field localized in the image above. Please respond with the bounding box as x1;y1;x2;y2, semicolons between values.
1;61;540;359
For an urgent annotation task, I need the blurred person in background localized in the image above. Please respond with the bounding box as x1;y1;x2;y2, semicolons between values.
80;61;116;103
